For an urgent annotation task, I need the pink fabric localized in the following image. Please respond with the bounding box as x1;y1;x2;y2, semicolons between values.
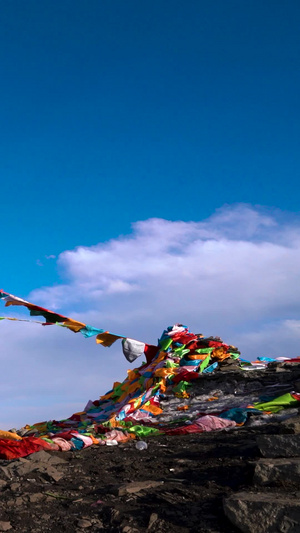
124;410;153;423
52;437;74;451
164;415;236;436
194;415;236;431
104;430;128;442
44;441;60;451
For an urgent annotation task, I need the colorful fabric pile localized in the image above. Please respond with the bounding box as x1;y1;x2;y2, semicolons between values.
1;319;300;460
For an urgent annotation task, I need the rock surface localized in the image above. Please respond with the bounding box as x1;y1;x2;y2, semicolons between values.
254;457;300;485
257;434;300;457
280;415;300;434
224;491;300;533
0;429;262;532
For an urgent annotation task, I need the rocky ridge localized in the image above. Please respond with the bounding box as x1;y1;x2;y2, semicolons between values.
1;364;300;532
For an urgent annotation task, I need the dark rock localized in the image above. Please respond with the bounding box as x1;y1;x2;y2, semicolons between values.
26;450;67;465
0;480;7;490
281;416;300;434
10;482;21;491
224;491;300;532
77;519;92;529
293;380;300;392
147;512;159;530
0;467;11;480
14;496;25;506
28;493;45;503
254;458;300;485
118;480;164;496
0;450;67;483
40;465;64;482
0;522;12;532
257;435;300;457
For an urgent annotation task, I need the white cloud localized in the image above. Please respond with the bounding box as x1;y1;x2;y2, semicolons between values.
29;203;300;330
2;203;300;429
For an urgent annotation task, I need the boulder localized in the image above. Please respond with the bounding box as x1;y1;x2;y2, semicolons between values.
224;491;300;532
281;416;300;434
257;435;300;457
254;458;300;485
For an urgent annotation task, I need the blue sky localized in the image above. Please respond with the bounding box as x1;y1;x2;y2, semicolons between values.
1;1;300;428
1;0;300;293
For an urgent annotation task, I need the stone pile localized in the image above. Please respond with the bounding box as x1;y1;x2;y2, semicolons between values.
224;429;300;532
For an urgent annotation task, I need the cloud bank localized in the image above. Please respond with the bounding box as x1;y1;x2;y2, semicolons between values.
2;204;300;429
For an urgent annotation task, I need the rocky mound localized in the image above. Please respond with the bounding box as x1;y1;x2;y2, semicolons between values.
2;323;300;532
0;364;300;532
